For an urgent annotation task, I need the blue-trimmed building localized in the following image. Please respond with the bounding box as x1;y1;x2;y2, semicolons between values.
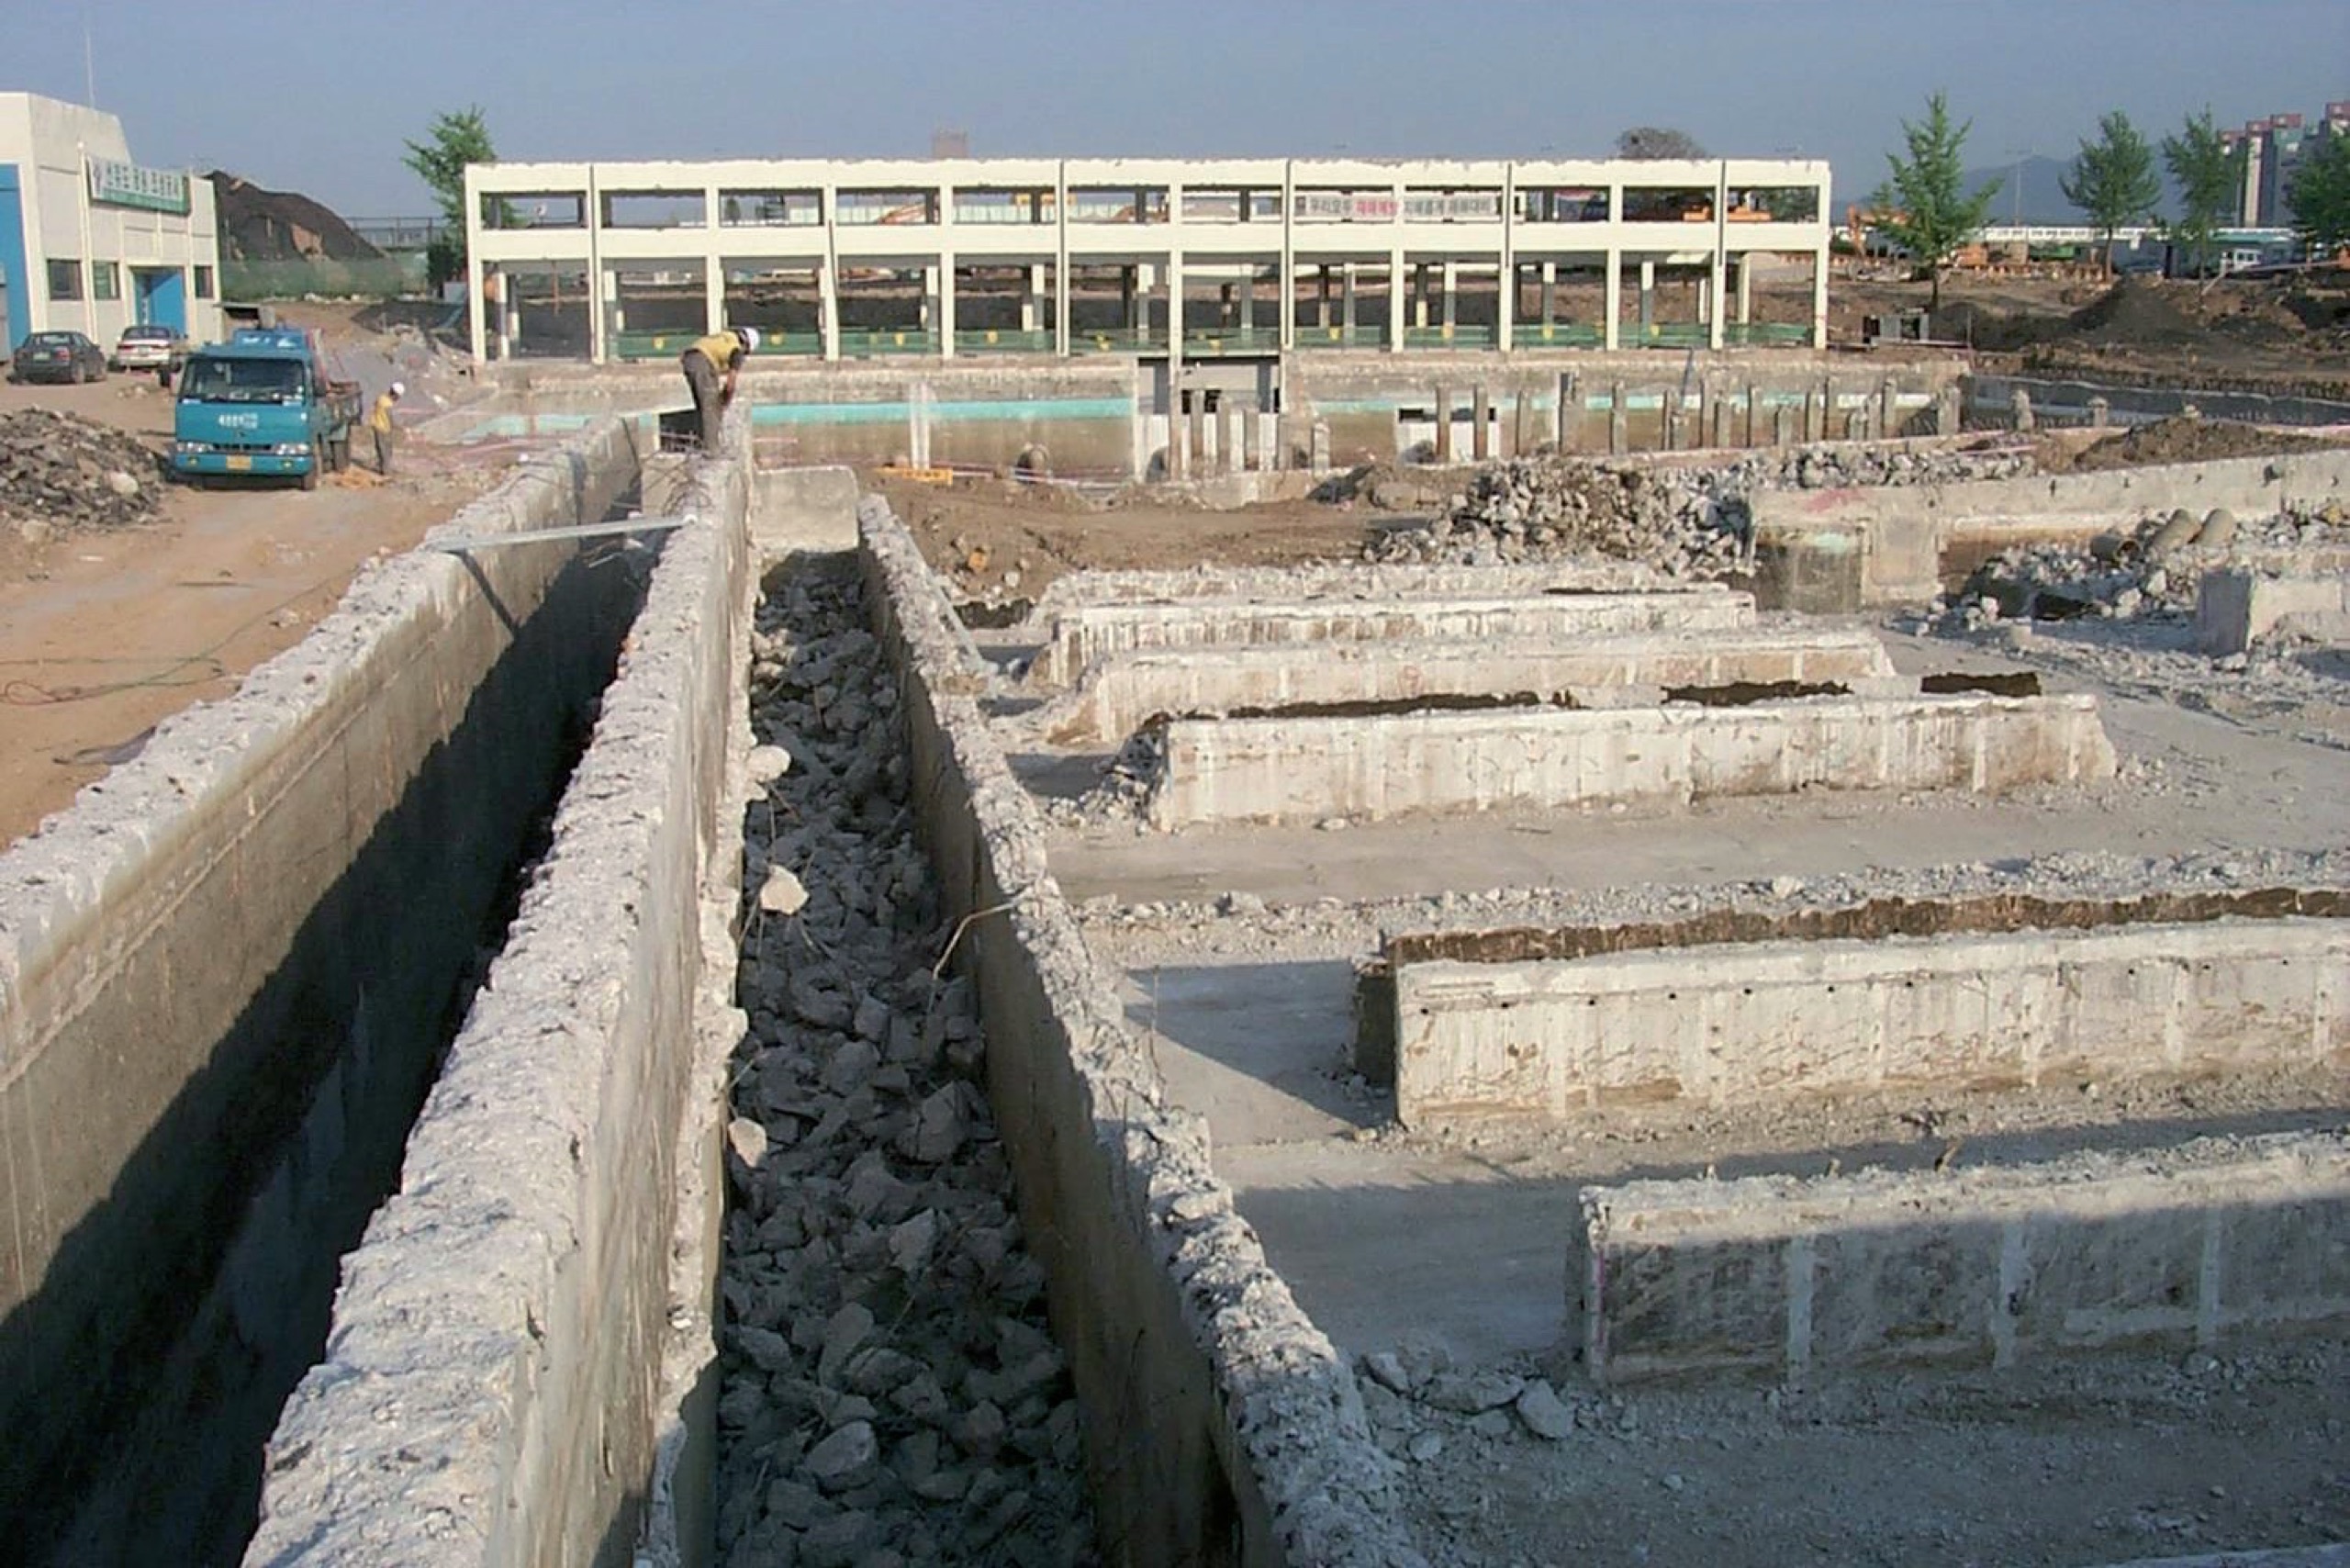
0;92;223;353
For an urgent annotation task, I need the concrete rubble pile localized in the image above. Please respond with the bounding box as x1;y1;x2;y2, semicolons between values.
0;408;166;538
719;564;1096;1568
1371;442;2036;571
1942;500;2350;630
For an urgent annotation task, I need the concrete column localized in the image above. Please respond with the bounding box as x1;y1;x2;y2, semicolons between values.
1554;372;1574;447
467;257;488;363
1316;263;1331;329
1343;263;1359;336
1184;395;1205;480
1472;386;1490;460
1387;250;1405;352
1937;384;1963;435
1121;265;1137;335
1607;381;1628;454
920;265;938;330
1879;377;1899;436
704;264;724;334
1167;252;1186;359
1200;399;1218;471
1744;383;1760;446
1240;269;1256;334
1735;254;1753;324
820;262;842;362
1540;262;1556;325
1226;406;1246;475
1022;264;1043;334
2087;395;2109;430
1413;263;1429;330
1433;385;1451;462
1638;259;1655;335
1697;274;1712;326
1774;405;1795;446
1440;260;1457;331
937;254;957;358
1496;262;1513;350
1810;248;1830;349
1603;254;1621;351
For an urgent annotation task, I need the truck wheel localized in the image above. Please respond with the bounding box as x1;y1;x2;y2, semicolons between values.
300;442;322;491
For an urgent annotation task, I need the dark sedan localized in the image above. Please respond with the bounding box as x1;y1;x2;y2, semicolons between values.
9;330;109;385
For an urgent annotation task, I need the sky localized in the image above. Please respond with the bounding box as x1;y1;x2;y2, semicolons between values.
4;0;2345;218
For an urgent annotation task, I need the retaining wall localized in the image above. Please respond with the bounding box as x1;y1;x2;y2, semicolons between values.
1027;561;1686;614
0;420;654;1562
1750;447;2350;608
1143;692;2116;829
1968;372;2350;430
1579;1133;2350;1383
1032;588;1754;688
2198;566;2350;654
1037;627;1897;745
860;499;1427;1568
244;442;755;1565
1389;915;2350;1126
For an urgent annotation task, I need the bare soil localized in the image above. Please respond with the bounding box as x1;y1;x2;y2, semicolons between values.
2040;414;2350;474
0;375;508;847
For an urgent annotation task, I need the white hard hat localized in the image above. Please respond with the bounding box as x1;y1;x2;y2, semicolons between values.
389;380;406;397
739;326;762;354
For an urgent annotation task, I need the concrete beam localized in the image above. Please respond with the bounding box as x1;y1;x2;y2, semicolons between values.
1029;588;1756;688
2197;567;2350;655
1391;915;2349;1125
1141;692;2118;829
1578;1133;2350;1383
1035;626;1897;745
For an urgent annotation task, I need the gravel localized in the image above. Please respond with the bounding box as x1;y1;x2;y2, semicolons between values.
718;561;1096;1568
0;408;168;540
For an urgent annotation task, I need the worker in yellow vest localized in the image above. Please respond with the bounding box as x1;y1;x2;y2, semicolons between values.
368;381;404;476
681;326;759;450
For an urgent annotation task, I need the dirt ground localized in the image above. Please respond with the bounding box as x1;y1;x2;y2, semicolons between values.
0;375;506;847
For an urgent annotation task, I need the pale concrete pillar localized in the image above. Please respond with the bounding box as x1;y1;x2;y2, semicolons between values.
1603;254;1622;351
920;265;938;330
819;262;841;362
1608;381;1628;454
1167;252;1186;355
1343;263;1359;335
1432;385;1451;463
1745;383;1761;446
1387;250;1405;351
1810;248;1830;349
1413;263;1429;329
1496;263;1513;350
1316;263;1332;329
1698;274;1712;325
605;269;623;335
1472;386;1490;460
937;254;957;357
1021;264;1042;333
1184;395;1205;480
1226;406;1246;475
1200;399;1219;471
1121;264;1138;334
1554;372;1574;446
1441;260;1457;330
1540;262;1556;325
1735;254;1753;324
1240;269;1255;333
1879;377;1899;436
468;258;488;363
1638;259;1655;334
704;264;724;334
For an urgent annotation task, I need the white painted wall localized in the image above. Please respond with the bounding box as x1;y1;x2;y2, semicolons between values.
0;92;224;350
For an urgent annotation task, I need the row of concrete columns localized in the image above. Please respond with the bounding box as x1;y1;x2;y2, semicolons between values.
478;252;1822;363
1410;375;1943;460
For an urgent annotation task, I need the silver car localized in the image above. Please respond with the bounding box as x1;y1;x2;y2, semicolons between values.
113;322;191;373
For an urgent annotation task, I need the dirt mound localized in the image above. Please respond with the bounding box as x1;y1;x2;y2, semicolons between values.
2063;277;2201;346
207;172;381;263
0;409;168;538
2047;416;2347;474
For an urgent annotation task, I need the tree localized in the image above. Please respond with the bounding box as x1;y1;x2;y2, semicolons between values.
1615;127;1707;161
2060;111;2161;271
2288;133;2350;253
2162;108;2243;277
1870;92;2000;311
403;107;500;282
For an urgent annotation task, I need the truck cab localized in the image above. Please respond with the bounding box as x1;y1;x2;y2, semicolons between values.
172;328;360;489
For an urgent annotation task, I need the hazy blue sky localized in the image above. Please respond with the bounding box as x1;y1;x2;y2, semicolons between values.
6;0;2346;215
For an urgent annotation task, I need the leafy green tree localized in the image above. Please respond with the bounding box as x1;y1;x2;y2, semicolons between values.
1870;92;2001;311
403;107;504;281
2060;111;2162;271
2288;133;2350;253
2162;108;2244;276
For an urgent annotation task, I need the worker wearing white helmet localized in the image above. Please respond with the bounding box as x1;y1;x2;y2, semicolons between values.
368;380;406;477
681;326;759;451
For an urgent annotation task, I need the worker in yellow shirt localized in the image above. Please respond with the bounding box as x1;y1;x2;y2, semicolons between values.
680;326;758;450
368;381;404;476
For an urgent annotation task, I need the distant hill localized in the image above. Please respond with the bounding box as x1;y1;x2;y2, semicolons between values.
206;173;382;263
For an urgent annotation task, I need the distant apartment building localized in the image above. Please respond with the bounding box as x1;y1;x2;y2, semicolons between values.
2221;99;2349;228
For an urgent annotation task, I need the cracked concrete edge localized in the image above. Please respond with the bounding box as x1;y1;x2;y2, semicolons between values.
857;494;1431;1568
1028;558;1695;615
242;435;755;1568
0;417;652;1017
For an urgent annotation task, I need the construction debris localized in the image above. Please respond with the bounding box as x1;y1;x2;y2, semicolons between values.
0;409;167;538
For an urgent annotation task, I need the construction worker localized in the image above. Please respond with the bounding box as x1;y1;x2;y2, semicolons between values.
368;381;404;476
681;326;759;450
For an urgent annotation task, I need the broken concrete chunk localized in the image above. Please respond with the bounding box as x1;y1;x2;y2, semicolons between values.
1515;1378;1576;1440
747;744;793;783
800;1419;878;1490
757;866;810;915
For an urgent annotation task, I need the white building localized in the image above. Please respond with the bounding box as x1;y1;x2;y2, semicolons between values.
0;92;224;353
464;154;1831;364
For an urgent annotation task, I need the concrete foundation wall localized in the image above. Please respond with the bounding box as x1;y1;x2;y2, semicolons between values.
1038;628;1897;745
860;501;1427;1568
244;444;755;1566
1751;448;2350;608
1033;588;1754;688
1145;692;2116;829
2198;567;2350;654
1392;916;2350;1126
1029;561;1693;614
1968;373;2350;431
0;421;653;1562
1579;1133;2350;1383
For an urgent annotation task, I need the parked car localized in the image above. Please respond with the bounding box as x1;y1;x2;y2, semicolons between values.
9;330;108;385
111;322;190;374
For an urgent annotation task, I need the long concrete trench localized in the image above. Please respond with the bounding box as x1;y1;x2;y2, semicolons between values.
1;408;1428;1565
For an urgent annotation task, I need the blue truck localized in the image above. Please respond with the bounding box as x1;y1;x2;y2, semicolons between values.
171;327;363;490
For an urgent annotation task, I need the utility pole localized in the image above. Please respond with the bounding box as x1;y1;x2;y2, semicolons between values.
2006;146;2031;228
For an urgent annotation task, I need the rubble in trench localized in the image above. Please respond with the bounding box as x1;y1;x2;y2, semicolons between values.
718;564;1097;1568
1940;498;2350;630
1367;441;2036;572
